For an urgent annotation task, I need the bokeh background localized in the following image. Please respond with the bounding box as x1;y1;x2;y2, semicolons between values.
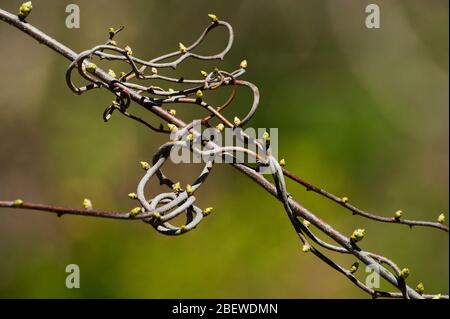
0;0;448;298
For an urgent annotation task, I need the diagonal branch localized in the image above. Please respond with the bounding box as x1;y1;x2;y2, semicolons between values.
0;7;447;299
283;169;448;232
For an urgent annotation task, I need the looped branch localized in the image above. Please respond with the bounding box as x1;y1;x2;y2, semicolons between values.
0;6;447;299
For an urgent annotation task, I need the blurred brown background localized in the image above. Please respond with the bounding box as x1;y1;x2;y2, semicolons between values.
0;0;448;298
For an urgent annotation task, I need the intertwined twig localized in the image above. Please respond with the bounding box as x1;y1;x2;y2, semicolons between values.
0;5;448;299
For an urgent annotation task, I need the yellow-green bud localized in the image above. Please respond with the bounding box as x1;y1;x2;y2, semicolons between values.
394;210;402;220
279;158;286;167
432;294;442;299
262;132;270;142
128;193;137;200
129;207;142;217
341;197;349;203
240;59;248;69
109;40;117;46
186;133;194;142
415;282;425;295
203;207;213;216
12;199;24;207
85;63;97;73
186;184;193;196
169;109;176;116
172;182;181;193
168;88;175;93
167;123;178;133
119;71;126;78
151;67;158;75
216;123;225;132
208;13;218;23
400;268;410;279
200;70;208;77
108;69;116;78
350;261;359;274
302;244;311;253
82;198;92;210
108;27;115;37
303;219;310;227
179;42;187;53
195;90;203;99
438;213;445;224
124;45;133;55
18;2;33;19
233;116;241;126
140;161;150;170
350;228;365;243
180;225;188;233
152;212;161;220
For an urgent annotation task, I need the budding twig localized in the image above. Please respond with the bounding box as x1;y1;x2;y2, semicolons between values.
0;6;447;299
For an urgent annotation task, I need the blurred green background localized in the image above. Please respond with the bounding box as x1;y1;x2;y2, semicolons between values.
0;0;448;298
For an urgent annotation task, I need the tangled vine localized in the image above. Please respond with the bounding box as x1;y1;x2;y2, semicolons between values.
0;4;448;299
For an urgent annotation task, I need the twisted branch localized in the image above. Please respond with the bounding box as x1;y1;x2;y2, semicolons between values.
0;6;447;299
